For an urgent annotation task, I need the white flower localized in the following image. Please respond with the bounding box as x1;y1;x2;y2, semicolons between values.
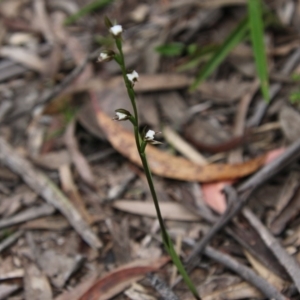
127;70;139;85
144;129;162;145
114;112;127;121
145;130;155;141
110;25;123;36
113;109;132;121
97;50;115;62
98;52;109;62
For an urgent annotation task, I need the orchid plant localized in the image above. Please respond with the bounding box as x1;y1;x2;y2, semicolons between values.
98;17;200;299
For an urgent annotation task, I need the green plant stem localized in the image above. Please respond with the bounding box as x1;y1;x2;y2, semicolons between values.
116;39;139;125
140;152;200;300
115;39;141;151
140;152;170;246
114;33;199;299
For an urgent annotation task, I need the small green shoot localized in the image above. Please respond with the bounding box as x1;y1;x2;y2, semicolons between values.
291;73;300;82
155;43;185;57
248;0;270;101
177;44;218;72
290;91;300;103
64;0;114;25
189;17;249;91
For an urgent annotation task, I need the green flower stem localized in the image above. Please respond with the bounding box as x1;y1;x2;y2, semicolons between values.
140;152;170;246
115;38;139;125
115;38;141;151
112;30;199;299
140;152;200;300
134;126;141;153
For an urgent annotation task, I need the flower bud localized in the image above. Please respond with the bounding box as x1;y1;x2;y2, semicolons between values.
145;129;155;141
109;25;123;37
126;70;139;86
97;50;115;62
113;108;132;121
144;129;162;145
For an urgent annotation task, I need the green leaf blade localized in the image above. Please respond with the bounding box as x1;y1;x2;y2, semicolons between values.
248;0;270;101
190;17;249;91
64;0;114;25
155;43;185;57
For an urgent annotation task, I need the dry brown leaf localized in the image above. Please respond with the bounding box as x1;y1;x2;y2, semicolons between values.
197;78;254;103
201;281;262;300
54;274;97;300
50;74;191;100
201;148;287;213
202;181;233;214
0;269;24;281
0;137;102;249
279;105;300;142
52;12;93;85
31;150;71;170
91;92;266;182
0;284;20;300
0;0;26;18
106;218;131;264
0;46;47;73
125;283;155;300
244;250;288;291
65;120;95;187
79;257;169;300
21;216;70;231
135;74;191;92
24;264;52;300
113;201;200;221
170;0;246;9
163;125;207;165
59;164;93;224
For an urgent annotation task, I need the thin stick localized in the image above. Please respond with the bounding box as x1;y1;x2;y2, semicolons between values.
0;230;24;253
146;273;180;300
0;50;98;126
186;137;300;263
204;246;287;300
247;48;300;127
0;137;102;249
243;207;300;292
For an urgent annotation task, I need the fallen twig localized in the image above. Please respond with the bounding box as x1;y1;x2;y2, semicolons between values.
185;137;300;279
0;50;99;126
146;273;180;300
203;246;287;300
0;137;102;249
247;48;300;127
243;207;300;292
0;230;24;253
0;204;55;230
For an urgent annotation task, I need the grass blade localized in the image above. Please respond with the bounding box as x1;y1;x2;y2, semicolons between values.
248;0;269;101
177;44;218;72
64;0;113;25
190;17;249;91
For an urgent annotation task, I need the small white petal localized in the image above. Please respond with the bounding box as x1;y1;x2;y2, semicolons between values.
126;70;139;83
116;112;127;120
98;52;108;61
110;25;123;36
145;130;155;140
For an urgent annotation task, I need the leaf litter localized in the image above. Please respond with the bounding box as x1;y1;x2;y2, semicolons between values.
1;0;300;299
